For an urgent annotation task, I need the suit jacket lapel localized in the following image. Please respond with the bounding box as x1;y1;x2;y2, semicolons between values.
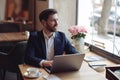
37;31;46;57
54;32;61;55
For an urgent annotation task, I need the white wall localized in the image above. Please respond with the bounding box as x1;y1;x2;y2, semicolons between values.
54;0;77;39
0;0;6;20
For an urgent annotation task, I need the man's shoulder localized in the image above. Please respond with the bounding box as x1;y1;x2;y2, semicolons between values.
55;31;67;40
30;31;37;35
55;31;65;36
30;31;42;36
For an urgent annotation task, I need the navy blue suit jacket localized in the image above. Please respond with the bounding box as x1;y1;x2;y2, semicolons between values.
25;30;78;67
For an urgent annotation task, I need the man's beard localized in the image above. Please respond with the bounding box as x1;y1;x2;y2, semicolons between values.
46;24;57;32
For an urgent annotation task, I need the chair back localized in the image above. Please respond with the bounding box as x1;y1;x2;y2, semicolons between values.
10;41;27;64
0;23;20;33
0;41;27;80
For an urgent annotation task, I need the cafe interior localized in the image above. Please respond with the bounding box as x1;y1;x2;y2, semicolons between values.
0;0;120;80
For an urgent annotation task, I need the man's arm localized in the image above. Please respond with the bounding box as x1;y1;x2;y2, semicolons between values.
24;32;44;67
64;34;79;54
41;60;53;67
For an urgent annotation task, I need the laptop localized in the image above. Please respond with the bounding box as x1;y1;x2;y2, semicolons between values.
44;53;85;74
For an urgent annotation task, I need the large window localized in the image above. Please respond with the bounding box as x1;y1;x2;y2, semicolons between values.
77;0;120;57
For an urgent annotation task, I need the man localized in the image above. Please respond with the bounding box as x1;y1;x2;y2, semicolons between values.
25;9;78;67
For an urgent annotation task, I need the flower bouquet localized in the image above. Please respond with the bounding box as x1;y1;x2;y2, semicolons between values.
68;25;87;52
68;25;87;39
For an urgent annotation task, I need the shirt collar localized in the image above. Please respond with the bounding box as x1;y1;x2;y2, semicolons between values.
43;30;55;39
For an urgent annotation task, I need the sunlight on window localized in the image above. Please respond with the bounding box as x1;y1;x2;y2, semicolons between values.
77;0;120;56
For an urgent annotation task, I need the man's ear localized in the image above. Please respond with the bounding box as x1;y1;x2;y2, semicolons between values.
41;20;46;26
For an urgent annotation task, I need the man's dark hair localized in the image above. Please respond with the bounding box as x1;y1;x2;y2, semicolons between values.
39;9;57;22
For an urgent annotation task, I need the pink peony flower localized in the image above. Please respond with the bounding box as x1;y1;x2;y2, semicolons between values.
68;25;87;39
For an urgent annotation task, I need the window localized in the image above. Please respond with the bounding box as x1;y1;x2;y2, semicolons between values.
77;0;120;61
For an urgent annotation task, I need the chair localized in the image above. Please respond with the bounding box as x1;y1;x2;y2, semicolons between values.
0;23;20;53
0;42;15;53
0;41;27;80
0;23;20;33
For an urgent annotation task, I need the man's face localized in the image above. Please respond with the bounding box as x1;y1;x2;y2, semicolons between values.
44;14;58;32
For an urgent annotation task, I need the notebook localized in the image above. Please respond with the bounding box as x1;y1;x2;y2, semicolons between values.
44;53;85;74
84;56;105;62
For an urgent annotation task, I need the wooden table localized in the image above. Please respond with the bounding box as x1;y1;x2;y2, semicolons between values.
0;32;28;42
85;51;116;75
19;61;107;80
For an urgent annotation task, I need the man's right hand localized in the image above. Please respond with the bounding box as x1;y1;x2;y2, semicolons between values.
42;60;53;67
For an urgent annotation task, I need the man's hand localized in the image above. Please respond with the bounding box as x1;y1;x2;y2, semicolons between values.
42;60;53;67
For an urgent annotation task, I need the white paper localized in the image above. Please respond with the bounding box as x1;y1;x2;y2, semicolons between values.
43;74;61;80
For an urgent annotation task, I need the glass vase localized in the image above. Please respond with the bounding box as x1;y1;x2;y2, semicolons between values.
73;37;84;53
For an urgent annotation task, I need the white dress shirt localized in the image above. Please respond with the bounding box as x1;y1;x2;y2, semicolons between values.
39;31;55;66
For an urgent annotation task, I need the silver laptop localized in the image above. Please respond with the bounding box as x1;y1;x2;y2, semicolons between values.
44;53;85;74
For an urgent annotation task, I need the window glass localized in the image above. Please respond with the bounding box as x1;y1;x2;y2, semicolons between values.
77;0;120;56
